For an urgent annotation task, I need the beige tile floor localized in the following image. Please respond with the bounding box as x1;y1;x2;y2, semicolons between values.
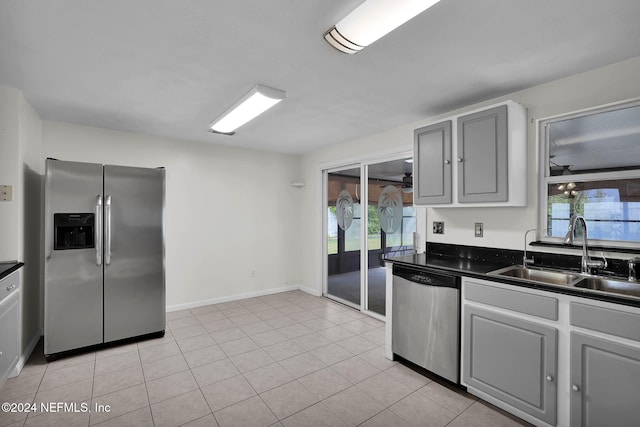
0;290;531;427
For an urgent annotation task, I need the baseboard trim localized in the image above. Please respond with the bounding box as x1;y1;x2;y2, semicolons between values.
10;328;42;378
298;285;322;297
166;284;303;312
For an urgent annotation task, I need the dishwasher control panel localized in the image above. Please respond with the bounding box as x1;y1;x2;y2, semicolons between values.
392;264;460;289
407;273;433;285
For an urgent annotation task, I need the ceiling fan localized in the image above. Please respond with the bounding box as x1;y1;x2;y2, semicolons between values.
400;172;413;193
378;172;413;193
401;172;413;187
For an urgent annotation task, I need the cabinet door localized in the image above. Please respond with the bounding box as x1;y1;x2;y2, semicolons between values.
463;306;557;425
570;332;640;427
414;121;452;205
0;290;20;381
457;105;508;203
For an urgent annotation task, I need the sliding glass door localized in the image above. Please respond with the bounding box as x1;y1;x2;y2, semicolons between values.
366;158;416;315
326;167;361;308
324;156;417;316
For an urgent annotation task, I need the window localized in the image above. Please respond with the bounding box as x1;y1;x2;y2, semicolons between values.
385;206;417;250
540;100;640;246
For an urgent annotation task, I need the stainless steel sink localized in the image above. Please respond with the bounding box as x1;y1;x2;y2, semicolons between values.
489;264;640;300
488;265;582;286
574;277;640;299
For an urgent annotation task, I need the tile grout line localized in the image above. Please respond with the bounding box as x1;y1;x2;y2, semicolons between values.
9;293;412;427
177;314;216;426
137;342;156;427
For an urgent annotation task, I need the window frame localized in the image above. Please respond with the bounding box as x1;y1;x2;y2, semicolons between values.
537;98;640;249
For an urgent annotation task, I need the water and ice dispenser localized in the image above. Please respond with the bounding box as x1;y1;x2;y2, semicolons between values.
53;213;95;250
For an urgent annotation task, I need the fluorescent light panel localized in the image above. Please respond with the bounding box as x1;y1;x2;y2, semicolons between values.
325;0;441;54
210;85;285;134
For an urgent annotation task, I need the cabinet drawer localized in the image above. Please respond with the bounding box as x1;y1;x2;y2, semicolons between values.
0;271;20;305
465;280;558;320
570;302;640;342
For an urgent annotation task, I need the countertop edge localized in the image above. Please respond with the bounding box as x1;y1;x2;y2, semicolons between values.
386;256;640;309
0;262;25;281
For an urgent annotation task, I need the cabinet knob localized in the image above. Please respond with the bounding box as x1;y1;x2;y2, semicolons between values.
444;159;451;165
6;284;15;292
457;157;463;163
545;375;553;382
572;384;580;392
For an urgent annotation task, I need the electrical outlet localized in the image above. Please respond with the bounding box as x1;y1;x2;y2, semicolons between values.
433;221;444;234
0;185;13;201
475;222;484;237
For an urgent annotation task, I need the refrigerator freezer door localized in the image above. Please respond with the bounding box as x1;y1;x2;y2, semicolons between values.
45;160;104;355
103;165;165;342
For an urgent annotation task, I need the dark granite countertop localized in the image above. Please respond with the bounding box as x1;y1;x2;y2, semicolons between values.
386;253;508;275
386;244;640;309
0;262;24;281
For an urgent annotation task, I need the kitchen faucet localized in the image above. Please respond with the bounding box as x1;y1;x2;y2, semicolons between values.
523;229;538;267
628;257;640;282
564;215;607;274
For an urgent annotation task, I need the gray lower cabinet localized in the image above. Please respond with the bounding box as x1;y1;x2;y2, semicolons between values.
413;120;452;204
463;305;557;425
0;271;20;384
570;333;640;427
457;104;508;203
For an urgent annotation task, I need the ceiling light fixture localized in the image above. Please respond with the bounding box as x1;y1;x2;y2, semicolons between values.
210;84;286;135
324;0;441;54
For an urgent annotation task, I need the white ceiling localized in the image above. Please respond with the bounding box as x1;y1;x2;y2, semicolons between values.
2;0;640;155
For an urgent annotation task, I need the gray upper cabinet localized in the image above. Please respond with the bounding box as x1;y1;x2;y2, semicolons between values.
414;120;452;205
457;105;508;203
570;332;640;427
463;305;557;425
413;100;526;207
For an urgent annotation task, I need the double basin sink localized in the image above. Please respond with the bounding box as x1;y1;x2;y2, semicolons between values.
488;265;640;299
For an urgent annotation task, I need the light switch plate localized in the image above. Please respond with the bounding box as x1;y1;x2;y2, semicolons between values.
0;185;13;201
475;222;484;237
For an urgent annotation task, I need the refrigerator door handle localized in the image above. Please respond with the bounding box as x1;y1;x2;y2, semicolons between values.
96;195;103;266
105;195;112;265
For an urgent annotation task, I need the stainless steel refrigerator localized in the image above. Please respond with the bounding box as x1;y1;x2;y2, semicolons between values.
44;159;165;359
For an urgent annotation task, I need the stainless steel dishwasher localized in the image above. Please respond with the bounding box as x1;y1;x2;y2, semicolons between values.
392;263;460;383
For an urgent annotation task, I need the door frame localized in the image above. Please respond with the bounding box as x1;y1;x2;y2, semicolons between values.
321;147;425;319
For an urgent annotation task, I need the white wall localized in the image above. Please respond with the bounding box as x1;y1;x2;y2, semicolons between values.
0;88;21;261
6;54;640;315
0;87;44;364
424;55;640;251
43;122;303;309
18;92;43;358
298;56;640;294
